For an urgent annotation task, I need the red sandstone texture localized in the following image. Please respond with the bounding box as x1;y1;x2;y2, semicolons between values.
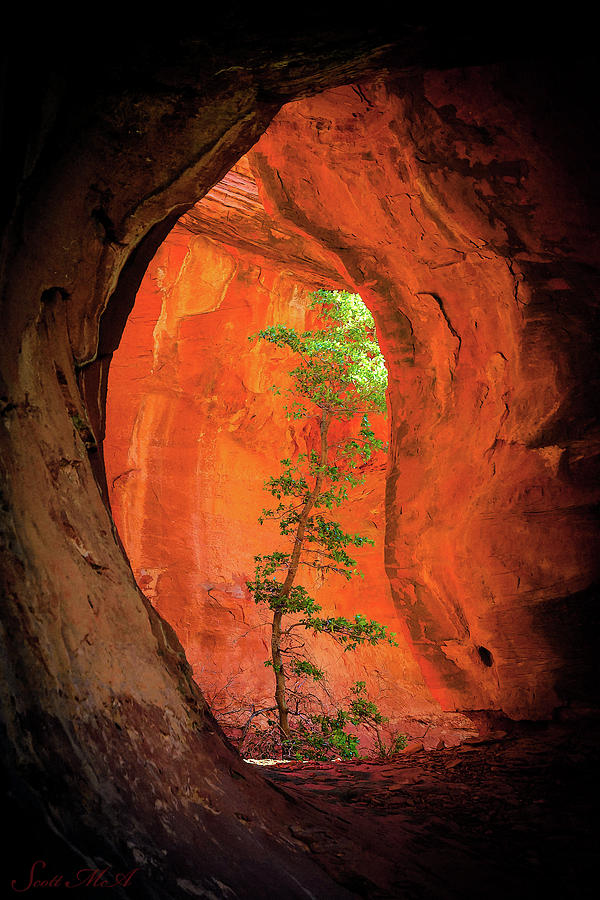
248;75;600;719
107;72;600;745
1;30;432;898
105;161;469;750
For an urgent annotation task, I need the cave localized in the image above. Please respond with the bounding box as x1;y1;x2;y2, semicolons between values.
2;19;599;900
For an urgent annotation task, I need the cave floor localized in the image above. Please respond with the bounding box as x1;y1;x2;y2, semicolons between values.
254;719;600;899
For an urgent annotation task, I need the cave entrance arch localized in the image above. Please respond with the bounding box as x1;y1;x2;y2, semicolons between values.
103;150;441;756
101;70;593;744
101;68;600;734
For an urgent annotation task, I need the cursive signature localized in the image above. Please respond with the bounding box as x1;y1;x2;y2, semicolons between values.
11;860;140;891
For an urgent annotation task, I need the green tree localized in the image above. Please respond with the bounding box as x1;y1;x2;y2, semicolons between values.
247;290;399;758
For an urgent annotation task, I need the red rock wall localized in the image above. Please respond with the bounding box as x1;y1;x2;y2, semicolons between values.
105;205;468;749
107;67;600;737
248;71;600;719
1;28;450;896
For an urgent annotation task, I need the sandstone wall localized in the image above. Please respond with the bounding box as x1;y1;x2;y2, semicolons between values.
0;26;414;897
105;189;463;749
247;72;600;719
107;69;600;740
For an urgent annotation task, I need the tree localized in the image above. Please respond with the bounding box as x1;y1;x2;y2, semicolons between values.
247;289;399;759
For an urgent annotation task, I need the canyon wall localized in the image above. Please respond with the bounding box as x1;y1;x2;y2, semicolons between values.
247;71;600;719
105;167;469;750
107;68;600;738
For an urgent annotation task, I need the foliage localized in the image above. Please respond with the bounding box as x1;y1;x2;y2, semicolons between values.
205;677;407;761
245;289;401;759
378;732;409;757
348;681;407;758
289;681;407;761
256;290;387;422
290;709;360;761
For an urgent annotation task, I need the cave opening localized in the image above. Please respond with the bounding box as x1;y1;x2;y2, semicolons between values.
477;646;494;668
104;145;420;760
103;67;600;760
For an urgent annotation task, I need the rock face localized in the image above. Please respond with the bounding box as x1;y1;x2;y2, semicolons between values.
107;69;600;745
248;71;600;719
1;22;599;898
105;161;465;751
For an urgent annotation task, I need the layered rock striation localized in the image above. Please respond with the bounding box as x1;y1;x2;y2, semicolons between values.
105;159;458;750
108;70;600;744
247;72;600;719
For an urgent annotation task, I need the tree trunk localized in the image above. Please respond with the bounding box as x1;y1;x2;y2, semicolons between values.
271;608;290;739
271;409;332;743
